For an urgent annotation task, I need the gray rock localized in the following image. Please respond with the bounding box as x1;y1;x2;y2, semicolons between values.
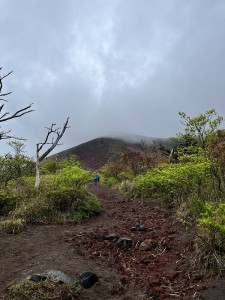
105;233;119;242
131;225;147;232
45;270;76;286
29;274;47;282
80;272;98;289
117;237;132;250
94;234;105;242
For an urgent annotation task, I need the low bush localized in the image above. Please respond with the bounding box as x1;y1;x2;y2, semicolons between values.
117;179;134;193
6;177;39;199
55;165;92;188
0;218;26;234
0;192;17;215
192;202;225;274
47;188;101;221
13;188;101;224
100;165;133;187
0;159;100;228
129;161;211;205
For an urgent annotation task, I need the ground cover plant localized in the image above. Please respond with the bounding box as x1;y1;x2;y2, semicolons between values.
7;278;82;300
0;155;101;231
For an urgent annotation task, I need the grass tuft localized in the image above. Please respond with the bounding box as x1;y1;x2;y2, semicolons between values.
8;278;82;300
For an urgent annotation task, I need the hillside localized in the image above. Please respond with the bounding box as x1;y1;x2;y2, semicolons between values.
51;135;176;170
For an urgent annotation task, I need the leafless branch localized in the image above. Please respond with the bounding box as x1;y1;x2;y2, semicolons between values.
0;129;26;140
0;70;13;95
0;103;34;122
37;117;70;162
0;92;12;98
0;68;35;141
0;70;13;81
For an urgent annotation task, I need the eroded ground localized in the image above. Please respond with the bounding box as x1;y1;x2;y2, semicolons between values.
0;183;224;299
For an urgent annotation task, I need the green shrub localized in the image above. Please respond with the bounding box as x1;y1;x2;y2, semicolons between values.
117;180;134;193
176;195;207;227
192;202;225;273
102;176;119;187
7;177;39;199
0;218;26;234
0;154;35;186
13;196;54;224
13;188;101;224
2;162;100;226
129;162;211;205
197;202;225;252
0;192;17;215
55;165;92;188
47;188;101;221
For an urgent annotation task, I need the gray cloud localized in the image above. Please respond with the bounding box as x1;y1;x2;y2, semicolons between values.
1;0;225;157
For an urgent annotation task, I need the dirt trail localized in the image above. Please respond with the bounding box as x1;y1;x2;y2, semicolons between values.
0;183;224;299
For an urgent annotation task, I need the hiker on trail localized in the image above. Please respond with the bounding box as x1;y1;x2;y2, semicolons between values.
94;175;100;185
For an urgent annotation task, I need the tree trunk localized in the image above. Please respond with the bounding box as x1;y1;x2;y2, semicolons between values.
34;118;69;188
35;145;40;188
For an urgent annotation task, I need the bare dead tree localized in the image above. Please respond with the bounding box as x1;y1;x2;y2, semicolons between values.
0;68;34;140
35;117;70;188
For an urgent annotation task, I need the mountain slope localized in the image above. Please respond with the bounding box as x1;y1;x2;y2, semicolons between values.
52;136;175;170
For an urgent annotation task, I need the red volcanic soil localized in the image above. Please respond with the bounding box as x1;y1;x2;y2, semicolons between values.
1;183;224;299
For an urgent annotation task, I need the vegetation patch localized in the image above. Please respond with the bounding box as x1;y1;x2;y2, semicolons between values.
0;192;17;216
12;188;100;224
0;157;101;228
192;202;225;274
0;218;26;234
129;161;211;205
7;278;82;300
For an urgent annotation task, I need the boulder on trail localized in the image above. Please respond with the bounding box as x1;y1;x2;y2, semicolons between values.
30;270;77;286
79;272;99;289
45;270;76;286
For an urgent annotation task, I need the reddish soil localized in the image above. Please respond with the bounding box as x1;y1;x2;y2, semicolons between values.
0;183;224;299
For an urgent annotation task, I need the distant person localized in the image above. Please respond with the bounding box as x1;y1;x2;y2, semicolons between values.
94;175;100;185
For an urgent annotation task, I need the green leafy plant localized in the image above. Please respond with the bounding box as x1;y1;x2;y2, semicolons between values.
55;165;92;189
171;109;223;149
129;161;211;205
0;154;35;186
0;218;26;234
0;192;17;215
12;187;101;224
193;202;225;274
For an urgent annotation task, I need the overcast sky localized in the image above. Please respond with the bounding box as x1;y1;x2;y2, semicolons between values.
1;0;225;157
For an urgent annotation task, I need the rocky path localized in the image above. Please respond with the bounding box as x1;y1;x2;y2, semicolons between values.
0;183;224;299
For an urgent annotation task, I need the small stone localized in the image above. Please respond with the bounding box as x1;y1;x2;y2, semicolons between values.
131;225;147;232
105;233;119;242
80;272;98;289
139;239;157;251
117;237;132;250
29;274;47;282
94;234;105;242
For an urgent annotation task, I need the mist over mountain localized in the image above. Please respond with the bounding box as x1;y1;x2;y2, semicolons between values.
51;134;176;170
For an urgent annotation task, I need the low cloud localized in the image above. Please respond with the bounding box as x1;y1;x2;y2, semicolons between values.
1;0;225;156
